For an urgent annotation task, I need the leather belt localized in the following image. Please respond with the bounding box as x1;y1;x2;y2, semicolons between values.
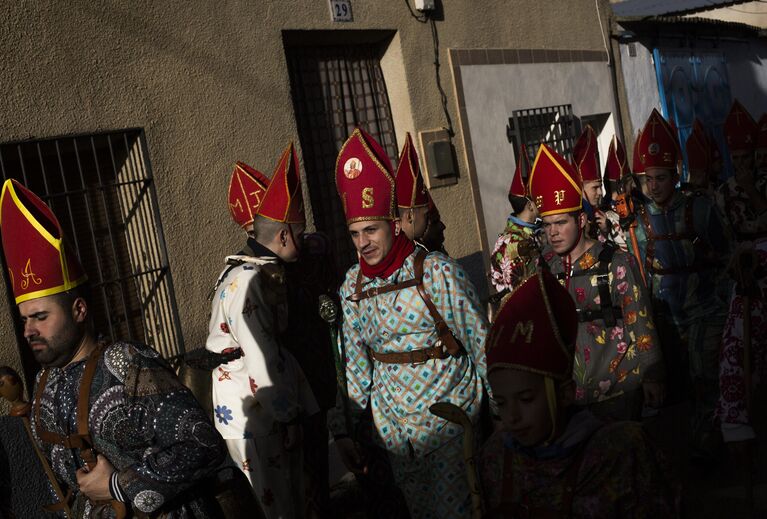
577;307;623;323
370;343;449;365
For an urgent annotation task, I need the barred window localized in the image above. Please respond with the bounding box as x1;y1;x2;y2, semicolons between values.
507;104;580;169
0;129;184;383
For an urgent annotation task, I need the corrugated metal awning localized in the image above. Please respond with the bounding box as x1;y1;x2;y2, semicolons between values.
612;0;752;18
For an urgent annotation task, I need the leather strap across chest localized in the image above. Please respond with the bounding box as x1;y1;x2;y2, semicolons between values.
34;343;104;457
556;244;622;327
346;249;463;361
34;343;128;517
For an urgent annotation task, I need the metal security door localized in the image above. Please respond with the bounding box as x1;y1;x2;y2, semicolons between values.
653;49;732;180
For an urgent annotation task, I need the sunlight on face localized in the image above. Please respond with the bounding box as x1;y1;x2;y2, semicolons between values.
348;220;394;266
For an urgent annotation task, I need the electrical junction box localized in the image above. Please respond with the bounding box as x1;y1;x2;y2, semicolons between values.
419;128;458;188
415;0;436;11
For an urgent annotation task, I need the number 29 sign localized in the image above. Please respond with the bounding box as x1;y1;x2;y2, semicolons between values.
329;0;353;22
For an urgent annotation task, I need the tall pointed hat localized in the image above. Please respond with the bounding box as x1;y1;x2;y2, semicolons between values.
685;119;710;184
336;128;397;224
527;144;583;217
487;268;578;380
0;179;87;304
572;125;600;182
509;144;531;199
604;135;630;183
632;130;644;175
395;132;429;209
256;142;305;225
228;161;270;229
637;109;680;170
724;100;757;153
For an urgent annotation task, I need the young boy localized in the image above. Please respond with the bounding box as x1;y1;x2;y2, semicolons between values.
479;269;677;517
490;144;540;294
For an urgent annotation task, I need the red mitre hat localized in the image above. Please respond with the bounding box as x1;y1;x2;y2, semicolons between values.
604;135;630;183
572;125;600;182
228;161;270;229
336;128;397;224
256;142;305;225
487;269;577;380
395;133;429;209
756;114;767;150
724;100;757;153
0;179;87;304
632;130;644;175
528;144;583;218
638;109;680;170
686;119;710;179
509;144;530;199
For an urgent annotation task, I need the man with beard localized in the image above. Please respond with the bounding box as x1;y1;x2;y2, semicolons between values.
631;109;731;459
715;103;767;448
531;143;663;421
206;144;318;518
329;127;489;518
0;179;226;517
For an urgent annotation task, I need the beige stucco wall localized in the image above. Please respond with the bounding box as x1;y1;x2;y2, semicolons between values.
0;0;610;379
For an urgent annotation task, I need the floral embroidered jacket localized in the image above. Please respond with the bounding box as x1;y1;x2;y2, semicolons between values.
490;214;539;293
545;242;662;404
479;411;677;518
206;253;318;439
328;250;489;457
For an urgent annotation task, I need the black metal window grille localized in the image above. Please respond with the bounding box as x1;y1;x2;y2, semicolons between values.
0;130;184;372
286;44;399;277
507;104;580;169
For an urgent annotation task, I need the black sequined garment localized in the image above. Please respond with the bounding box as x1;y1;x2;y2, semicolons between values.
30;341;227;518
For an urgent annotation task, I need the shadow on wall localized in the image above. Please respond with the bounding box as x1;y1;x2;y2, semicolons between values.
455;251;489;303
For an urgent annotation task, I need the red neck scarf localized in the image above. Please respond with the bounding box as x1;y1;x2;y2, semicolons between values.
360;223;415;279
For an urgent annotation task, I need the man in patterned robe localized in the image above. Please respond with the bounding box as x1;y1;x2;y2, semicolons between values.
530;144;664;421
206;144;318;518
715;103;767;446
329;128;489;519
0;179;226;517
631;109;731;456
479;268;676;518
490;144;540;295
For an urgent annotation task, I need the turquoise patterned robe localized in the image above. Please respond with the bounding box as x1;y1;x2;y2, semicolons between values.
328;250;489;458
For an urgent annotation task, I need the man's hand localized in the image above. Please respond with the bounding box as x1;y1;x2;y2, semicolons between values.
76;454;114;502
283;423;302;452
594;210;609;233
334;437;368;475
642;381;666;408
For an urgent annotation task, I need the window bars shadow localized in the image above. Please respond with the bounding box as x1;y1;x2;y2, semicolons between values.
0;129;184;369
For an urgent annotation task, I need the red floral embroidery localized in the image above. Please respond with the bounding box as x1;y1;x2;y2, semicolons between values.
220;322;230;334
249;377;258;395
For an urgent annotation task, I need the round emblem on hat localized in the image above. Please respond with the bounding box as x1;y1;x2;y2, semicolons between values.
648;143;660;156
343;158;362;180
